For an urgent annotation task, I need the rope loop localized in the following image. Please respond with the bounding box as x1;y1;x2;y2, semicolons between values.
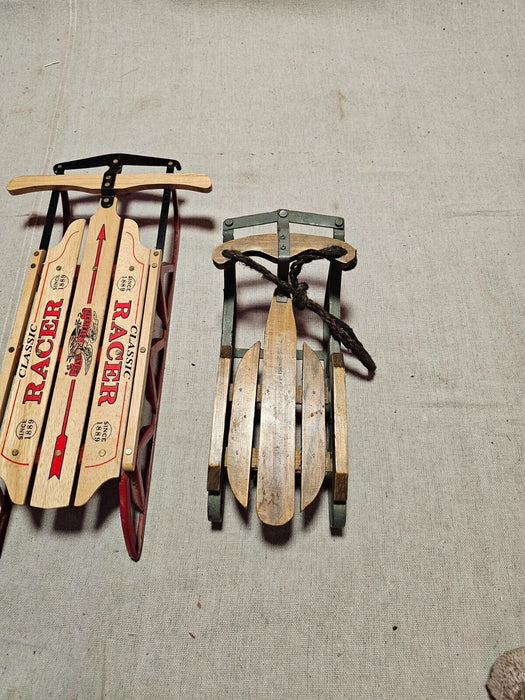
222;246;376;373
291;281;309;310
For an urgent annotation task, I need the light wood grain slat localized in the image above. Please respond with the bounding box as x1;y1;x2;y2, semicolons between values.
30;203;121;508
0;249;45;426
213;233;356;270
121;255;162;473
0;222;85;503
331;353;348;502
226;341;259;508
7;173;212;196
75;220;151;504
256;296;297;526
300;342;326;510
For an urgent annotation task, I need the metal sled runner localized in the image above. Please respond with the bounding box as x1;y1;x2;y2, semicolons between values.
207;209;375;529
0;153;211;559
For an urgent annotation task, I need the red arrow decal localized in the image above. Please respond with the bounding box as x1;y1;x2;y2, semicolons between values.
48;379;76;479
87;225;106;304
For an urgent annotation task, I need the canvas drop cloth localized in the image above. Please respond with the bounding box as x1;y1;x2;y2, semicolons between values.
0;1;523;698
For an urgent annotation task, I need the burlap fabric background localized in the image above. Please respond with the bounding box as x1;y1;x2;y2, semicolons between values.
0;2;523;698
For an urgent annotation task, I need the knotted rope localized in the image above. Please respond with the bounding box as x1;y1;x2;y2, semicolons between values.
222;246;376;374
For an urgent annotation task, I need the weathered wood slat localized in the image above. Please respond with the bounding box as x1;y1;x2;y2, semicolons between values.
256;296;297;526
226;341;259;508
0;222;84;504
251;448;329;472
30;203;121;508
207;347;232;492
301;342;326;510
331;353;348;502
213;233;356;270
75;220;151;505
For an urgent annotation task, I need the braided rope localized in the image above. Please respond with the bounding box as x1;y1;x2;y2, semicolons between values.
222;246;376;374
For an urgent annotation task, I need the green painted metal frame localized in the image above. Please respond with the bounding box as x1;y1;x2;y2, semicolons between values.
208;209;349;528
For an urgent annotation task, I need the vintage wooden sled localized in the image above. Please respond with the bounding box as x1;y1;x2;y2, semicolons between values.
0;153;211;559
207;209;375;529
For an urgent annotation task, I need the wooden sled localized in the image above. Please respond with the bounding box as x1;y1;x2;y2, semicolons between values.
207;209;375;529
0;153;211;560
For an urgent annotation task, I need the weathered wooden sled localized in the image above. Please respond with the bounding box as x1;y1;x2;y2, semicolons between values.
207;209;375;529
0;153;211;559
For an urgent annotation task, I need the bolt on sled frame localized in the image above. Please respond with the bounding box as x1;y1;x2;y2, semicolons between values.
207;209;374;529
0;153;211;559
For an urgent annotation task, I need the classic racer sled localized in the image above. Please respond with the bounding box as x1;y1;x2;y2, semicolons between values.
207;209;375;529
0;153;211;559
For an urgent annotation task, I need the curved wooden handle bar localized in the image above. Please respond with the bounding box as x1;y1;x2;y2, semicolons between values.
7;172;212;196
212;233;356;270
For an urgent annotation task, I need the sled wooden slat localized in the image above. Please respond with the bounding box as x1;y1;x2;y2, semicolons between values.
226;341;259;508
75;220;151;504
256;297;297;526
7;173;212;196
0;222;84;504
30;203;121;508
121;252;162;473
300;342;326;510
251;448;306;471
207;348;232;492
213;233;356;270
0;249;45;422
331;353;348;502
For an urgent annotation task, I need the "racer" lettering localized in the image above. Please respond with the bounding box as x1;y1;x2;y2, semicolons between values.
23;300;64;404
97;300;132;405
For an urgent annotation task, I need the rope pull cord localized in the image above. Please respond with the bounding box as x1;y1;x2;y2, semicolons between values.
222;246;376;374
